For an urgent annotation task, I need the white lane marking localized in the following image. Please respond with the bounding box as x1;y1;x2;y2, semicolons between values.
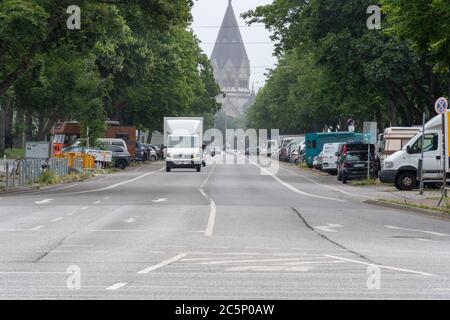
200;163;217;189
249;159;346;203
205;199;216;237
93;201;102;205
81;206;89;210
416;238;432;242
199;163;217;236
199;188;209;201
280;165;370;198
67;211;77;216
385;225;449;237
106;282;127;291
29;225;44;231
324;255;434;276
225;265;314;272
50;217;63;223
122;218;135;223
315;223;343;233
62;245;94;247
56;183;80;191
34;199;53;204
59;168;164;195
199;257;316;265
103;196;111;200
152;198;167;203
137;253;187;274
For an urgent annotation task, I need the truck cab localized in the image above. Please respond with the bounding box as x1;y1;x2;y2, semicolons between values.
379;115;442;190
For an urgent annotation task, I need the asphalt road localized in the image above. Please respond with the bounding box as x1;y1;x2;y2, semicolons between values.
1;156;450;299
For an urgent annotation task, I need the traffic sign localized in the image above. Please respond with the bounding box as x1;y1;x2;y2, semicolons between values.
435;97;448;114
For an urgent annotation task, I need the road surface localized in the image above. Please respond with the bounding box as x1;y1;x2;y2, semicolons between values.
1;156;450;299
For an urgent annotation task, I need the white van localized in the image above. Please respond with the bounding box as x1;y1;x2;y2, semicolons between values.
379;115;442;190
321;143;341;174
97;138;128;151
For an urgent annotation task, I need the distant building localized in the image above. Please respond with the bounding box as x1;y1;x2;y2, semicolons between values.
210;0;256;119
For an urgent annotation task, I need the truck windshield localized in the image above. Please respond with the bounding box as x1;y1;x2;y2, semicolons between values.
168;135;199;148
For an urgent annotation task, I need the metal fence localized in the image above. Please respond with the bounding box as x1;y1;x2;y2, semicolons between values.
0;158;80;191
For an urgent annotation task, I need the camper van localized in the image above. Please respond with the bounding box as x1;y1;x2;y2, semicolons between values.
379;115;443;190
377;127;420;161
305;132;364;167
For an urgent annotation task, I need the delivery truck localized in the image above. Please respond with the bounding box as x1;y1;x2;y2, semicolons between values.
164;117;204;172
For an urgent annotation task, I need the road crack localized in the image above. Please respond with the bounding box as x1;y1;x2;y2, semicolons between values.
292;207;375;264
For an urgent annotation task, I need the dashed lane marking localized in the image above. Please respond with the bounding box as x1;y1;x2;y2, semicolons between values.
34;199;53;204
137;253;188;274
106;283;128;291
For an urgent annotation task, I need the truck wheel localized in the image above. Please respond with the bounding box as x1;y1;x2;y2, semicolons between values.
395;172;417;191
166;165;171;172
196;165;201;172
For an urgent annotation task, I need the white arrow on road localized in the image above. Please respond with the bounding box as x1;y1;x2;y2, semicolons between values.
315;223;343;233
122;218;135;223
152;198;168;203
34;199;53;204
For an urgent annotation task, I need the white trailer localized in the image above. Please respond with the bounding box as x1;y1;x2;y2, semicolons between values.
164;117;204;172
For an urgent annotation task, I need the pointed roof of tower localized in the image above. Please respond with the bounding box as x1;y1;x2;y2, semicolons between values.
210;0;250;71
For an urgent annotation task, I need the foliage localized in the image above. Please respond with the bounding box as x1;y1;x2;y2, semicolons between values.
244;0;450;134
0;0;220;142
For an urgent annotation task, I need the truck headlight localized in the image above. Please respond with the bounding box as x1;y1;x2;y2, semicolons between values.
384;162;394;169
192;153;199;158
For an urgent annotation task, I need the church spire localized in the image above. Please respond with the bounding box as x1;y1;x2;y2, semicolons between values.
210;0;250;72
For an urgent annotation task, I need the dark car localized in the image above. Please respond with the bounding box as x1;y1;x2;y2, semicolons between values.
104;145;131;169
135;142;148;162
338;150;375;183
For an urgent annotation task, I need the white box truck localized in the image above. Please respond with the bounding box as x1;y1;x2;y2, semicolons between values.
164;117;204;172
379;115;443;190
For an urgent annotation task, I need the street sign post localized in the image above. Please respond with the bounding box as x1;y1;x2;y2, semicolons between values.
363;122;377;179
436;97;449;207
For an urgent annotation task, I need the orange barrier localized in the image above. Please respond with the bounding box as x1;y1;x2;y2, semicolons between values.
56;153;95;170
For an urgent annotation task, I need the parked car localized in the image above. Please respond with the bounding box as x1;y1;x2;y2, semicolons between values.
103;145;131;169
336;142;378;179
338;150;375;183
287;138;304;163
147;146;158;161
147;144;163;159
321;143;341;175
135;142;148;162
97;138;128;151
313;151;323;170
279;137;303;161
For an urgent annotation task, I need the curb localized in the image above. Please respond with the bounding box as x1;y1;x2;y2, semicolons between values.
364;199;450;221
0;174;100;196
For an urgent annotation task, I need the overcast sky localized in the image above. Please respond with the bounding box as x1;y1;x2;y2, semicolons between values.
192;0;276;90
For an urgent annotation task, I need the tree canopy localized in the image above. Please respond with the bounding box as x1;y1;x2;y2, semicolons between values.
0;0;220;143
244;0;450;134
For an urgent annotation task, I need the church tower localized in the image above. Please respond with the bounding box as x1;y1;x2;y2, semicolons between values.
211;0;255;118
